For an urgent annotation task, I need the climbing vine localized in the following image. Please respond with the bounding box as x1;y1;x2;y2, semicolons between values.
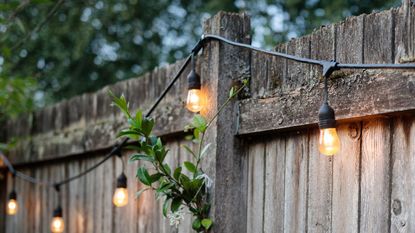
110;79;247;232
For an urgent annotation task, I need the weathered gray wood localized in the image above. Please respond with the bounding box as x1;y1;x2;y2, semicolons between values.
202;11;251;233
394;1;415;63
307;128;332;233
360;119;392;233
284;132;309;233
285;36;312;93
263;138;285;233
335;15;364;63
247;142;265;233
332;123;361;233
390;117;415;233
238;70;415;135
364;11;394;64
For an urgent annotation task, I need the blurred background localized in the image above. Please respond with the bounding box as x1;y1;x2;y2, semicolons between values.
0;0;400;122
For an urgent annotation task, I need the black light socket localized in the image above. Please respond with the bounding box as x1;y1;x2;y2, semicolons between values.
116;173;127;189
318;102;336;129
187;70;201;90
53;206;63;218
9;190;16;200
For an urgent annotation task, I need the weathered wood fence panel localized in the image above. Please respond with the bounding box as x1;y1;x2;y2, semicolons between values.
1;2;415;233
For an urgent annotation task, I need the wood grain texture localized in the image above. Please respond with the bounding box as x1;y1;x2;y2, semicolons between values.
263;138;285;233
202;11;251;233
238;70;415;135
360;119;392;233
247;142;265;233
390;117;415;233
332;123;361;233
307;128;332;233
284;132;309;233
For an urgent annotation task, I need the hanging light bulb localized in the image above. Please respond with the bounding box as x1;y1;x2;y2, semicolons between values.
186;54;204;112
113;172;128;207
318;102;340;156
6;190;18;215
50;206;64;233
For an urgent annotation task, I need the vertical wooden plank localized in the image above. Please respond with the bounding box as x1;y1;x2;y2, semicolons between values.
335;15;364;64
360;119;392;233
307;128;333;233
34;168;42;233
126;152;137;233
105;157;115;233
113;156;126;233
393;2;415;63
85;158;95;233
250;52;271;98
247;142;265;233
332;123;361;233
263;138;286;233
284;132;309;233
364;11;394;64
284;37;311;93
390;117;415;233
202;12;251;233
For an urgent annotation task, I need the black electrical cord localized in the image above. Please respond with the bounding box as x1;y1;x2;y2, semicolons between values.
1;33;415;188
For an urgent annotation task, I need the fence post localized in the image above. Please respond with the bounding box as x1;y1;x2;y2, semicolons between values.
201;12;251;233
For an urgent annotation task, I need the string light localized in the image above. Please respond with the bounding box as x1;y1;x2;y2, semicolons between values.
113;172;128;207
7;190;17;215
186;53;204;112
7;174;17;215
50;206;64;233
318;69;340;156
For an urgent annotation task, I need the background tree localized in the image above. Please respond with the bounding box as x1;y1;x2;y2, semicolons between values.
0;0;400;121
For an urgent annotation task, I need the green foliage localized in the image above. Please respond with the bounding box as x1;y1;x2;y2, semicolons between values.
110;80;247;232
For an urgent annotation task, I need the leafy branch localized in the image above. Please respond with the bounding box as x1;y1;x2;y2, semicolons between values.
109;79;247;232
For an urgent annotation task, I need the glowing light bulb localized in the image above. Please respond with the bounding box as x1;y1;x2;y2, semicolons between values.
319;128;340;156
186;89;203;112
50;217;65;233
113;187;129;207
7;199;18;215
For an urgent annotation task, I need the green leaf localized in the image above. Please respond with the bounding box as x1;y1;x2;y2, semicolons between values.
184;161;197;173
201;218;213;230
171;197;182;212
150;173;162;183
134;111;143;128
137;167;152;186
136;188;149;198
163;163;171;175
229;86;235;98
129;154;154;162
173;167;182;180
200;143;211;159
192;114;207;132
117;129;141;140
192;218;202;230
141;117;155;136
162;198;170;217
109;91;131;118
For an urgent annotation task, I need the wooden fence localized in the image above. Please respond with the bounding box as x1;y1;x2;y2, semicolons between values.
1;1;415;233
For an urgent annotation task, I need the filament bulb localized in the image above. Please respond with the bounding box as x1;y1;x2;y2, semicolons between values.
319;128;340;156
113;188;129;207
7;199;18;215
50;217;65;233
186;89;203;112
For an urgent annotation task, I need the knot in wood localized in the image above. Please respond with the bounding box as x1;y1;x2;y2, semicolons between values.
392;199;402;215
